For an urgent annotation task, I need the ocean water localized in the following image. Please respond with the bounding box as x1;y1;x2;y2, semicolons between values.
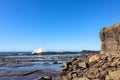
0;52;81;79
0;52;31;55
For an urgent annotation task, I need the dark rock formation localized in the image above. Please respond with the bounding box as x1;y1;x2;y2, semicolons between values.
81;50;99;53
35;76;52;80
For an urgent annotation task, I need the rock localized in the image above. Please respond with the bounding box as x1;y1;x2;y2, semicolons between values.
106;69;120;80
102;64;107;70
111;62;117;67
74;77;89;80
73;65;78;71
62;76;68;80
62;62;68;71
86;68;99;79
89;54;100;63
78;62;88;68
72;60;78;65
72;58;77;62
72;73;77;78
62;62;71;71
53;61;58;64
100;22;120;55
35;76;52;80
67;72;73;79
99;70;108;79
44;76;52;80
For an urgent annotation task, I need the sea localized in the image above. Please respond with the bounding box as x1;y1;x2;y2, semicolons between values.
0;52;81;80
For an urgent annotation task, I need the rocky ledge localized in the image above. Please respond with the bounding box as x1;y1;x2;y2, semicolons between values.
61;23;120;80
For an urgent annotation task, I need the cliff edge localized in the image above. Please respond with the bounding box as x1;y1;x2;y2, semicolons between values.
100;22;120;55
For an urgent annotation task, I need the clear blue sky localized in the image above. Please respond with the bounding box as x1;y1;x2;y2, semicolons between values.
0;0;120;51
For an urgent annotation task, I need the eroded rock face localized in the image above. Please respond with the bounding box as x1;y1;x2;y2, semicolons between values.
61;23;120;80
100;23;120;55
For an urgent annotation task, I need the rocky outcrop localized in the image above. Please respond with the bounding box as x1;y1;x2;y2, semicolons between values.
35;76;52;80
100;23;120;55
61;23;120;80
61;53;120;80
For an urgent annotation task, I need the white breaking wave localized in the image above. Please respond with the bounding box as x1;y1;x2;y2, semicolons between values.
32;48;46;54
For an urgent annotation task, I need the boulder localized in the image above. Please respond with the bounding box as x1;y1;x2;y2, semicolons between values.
106;69;120;80
89;54;100;63
36;76;52;80
53;61;58;64
86;68;99;79
62;62;71;71
78;62;88;68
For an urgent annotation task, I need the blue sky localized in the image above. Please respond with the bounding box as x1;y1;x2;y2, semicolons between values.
0;0;120;51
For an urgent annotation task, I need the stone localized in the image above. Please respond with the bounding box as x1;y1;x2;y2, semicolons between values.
99;71;108;79
62;62;69;71
67;72;73;79
72;58;78;62
102;64;107;70
62;76;69;80
53;61;58;64
73;65;78;71
87;68;99;79
111;62;117;67
72;60;78;65
74;77;89;80
78;62;88;68
36;76;52;80
44;76;52;79
89;54;100;63
72;73;77;78
106;69;120;80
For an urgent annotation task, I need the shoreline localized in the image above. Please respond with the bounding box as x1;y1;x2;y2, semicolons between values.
0;52;97;80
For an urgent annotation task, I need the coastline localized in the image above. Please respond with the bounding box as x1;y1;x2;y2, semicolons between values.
0;51;97;80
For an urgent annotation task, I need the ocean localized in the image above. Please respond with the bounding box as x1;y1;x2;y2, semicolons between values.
0;52;81;80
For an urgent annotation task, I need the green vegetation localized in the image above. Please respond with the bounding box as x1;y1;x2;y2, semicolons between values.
101;22;120;32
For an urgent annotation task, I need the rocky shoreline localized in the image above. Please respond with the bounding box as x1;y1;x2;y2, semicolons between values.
1;23;120;80
37;23;120;80
0;51;96;80
59;23;120;80
61;53;120;80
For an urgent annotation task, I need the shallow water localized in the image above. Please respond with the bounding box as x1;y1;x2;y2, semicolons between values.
0;52;81;80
